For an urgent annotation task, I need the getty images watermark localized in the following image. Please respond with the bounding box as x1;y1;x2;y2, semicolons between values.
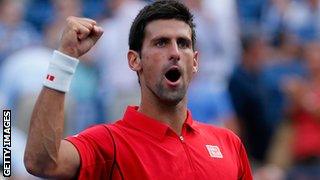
3;110;11;177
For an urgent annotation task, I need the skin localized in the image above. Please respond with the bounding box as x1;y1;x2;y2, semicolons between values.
24;17;198;178
128;19;198;133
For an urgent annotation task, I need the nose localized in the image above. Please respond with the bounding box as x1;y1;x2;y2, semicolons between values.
168;41;180;61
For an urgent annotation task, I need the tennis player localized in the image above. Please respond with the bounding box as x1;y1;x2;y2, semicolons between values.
24;1;252;179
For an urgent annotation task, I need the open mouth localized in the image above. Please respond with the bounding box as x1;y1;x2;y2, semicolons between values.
165;67;181;83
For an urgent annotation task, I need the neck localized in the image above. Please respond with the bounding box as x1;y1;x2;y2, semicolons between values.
138;91;188;135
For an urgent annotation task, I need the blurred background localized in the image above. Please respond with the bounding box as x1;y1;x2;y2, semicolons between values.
0;0;319;179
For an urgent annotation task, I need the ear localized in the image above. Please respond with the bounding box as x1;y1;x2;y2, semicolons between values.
192;51;199;73
127;50;142;72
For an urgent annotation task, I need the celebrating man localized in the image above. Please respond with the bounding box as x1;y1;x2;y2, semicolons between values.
24;1;252;179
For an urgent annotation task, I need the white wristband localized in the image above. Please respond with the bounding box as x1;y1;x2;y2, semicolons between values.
43;50;79;92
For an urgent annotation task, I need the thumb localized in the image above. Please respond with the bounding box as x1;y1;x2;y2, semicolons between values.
90;25;104;44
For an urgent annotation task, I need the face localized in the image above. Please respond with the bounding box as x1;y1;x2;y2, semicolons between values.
131;19;198;105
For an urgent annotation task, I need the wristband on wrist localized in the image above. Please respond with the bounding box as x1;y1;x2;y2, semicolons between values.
43;50;79;92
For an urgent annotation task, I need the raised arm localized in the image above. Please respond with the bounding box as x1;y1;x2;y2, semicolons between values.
24;16;103;179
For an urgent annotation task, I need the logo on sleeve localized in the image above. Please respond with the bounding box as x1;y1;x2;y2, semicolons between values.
206;145;223;158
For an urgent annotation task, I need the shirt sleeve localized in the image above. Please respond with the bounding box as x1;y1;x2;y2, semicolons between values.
238;142;253;180
224;128;253;180
66;125;115;179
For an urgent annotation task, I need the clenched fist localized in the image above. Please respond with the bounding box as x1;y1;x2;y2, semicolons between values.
58;16;104;58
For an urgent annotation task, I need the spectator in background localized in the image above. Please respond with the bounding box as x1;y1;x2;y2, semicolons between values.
283;41;320;179
94;0;146;122
0;0;41;65
184;0;240;131
235;0;320;178
228;33;272;167
261;32;306;135
251;31;306;180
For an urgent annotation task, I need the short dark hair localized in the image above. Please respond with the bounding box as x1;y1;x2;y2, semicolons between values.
129;0;196;53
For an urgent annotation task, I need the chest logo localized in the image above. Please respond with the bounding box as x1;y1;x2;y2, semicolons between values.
206;145;223;158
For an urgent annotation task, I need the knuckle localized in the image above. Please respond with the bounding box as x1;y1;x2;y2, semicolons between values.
84;28;91;35
66;16;81;26
66;16;75;23
66;19;75;27
67;21;73;28
72;27;78;32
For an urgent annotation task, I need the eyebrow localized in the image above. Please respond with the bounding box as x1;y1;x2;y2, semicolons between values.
151;37;169;43
150;35;192;44
177;37;192;44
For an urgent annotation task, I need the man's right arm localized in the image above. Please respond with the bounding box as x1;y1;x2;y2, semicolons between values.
24;16;103;179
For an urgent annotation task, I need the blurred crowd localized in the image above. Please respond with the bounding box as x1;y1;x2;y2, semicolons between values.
0;0;319;179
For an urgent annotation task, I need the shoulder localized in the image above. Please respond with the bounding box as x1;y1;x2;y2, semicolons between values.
67;124;116;145
77;124;109;135
65;125;117;178
65;124;118;159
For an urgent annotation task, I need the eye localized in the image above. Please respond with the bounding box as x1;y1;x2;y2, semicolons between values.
155;39;167;47
178;38;191;49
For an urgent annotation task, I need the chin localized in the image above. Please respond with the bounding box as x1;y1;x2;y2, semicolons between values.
157;89;186;106
150;78;188;106
160;97;184;106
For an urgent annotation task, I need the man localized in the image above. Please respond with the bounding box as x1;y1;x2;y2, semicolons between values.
24;1;252;179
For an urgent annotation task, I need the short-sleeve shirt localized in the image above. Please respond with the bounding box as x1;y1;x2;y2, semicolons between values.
66;106;252;179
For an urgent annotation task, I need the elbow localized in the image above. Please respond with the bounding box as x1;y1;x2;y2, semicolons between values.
24;156;38;176
24;154;56;177
24;154;42;177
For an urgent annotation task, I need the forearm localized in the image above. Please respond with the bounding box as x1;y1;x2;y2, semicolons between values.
23;16;103;178
24;87;65;176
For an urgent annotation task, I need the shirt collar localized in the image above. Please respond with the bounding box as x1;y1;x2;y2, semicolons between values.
121;106;197;140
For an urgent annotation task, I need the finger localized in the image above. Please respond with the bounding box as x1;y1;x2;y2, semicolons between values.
77;20;103;41
73;23;91;40
79;26;103;52
79;17;97;25
77;19;95;31
93;26;104;36
66;17;96;40
77;24;103;41
90;25;104;43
